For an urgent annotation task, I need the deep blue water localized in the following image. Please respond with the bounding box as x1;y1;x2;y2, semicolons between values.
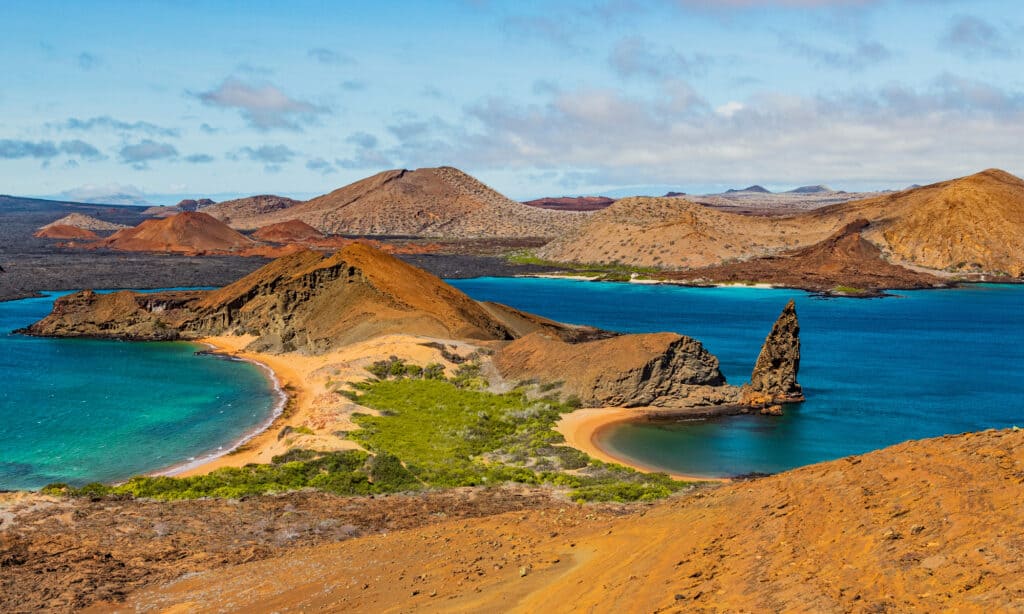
449;278;1024;477
0;291;280;490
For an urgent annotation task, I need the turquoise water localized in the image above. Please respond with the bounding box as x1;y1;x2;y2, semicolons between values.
0;292;280;490
449;278;1024;477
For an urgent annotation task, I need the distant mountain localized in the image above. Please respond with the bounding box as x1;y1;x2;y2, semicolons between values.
522;196;615;212
725;185;771;194
247;166;589;239
664;191;687;197
175;198;216;212
786;185;832;194
202;195;301;227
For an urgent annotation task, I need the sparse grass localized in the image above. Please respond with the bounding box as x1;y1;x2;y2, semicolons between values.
507;250;662;279
43;369;692;503
832;285;867;295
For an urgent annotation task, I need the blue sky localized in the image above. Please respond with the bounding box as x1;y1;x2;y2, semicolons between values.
1;0;1022;203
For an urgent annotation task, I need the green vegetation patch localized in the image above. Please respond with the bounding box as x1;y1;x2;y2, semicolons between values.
44;366;693;503
506;250;663;279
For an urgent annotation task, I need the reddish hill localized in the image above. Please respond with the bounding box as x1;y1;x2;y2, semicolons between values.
33;225;99;240
251;219;325;243
97;211;255;255
522;196;615;211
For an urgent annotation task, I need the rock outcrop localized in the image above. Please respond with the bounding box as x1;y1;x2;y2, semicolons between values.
495;331;737;408
25;289;201;340
741;300;803;407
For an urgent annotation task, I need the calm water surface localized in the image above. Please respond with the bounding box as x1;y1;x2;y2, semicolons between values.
0;291;279;490
449;278;1024;477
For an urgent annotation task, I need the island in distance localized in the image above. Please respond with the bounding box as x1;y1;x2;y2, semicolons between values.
9;167;1024;302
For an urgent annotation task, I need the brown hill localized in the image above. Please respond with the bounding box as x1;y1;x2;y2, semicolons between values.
194;244;518;351
669;219;946;294
522;196;616;211
25;427;1018;612
250;167;589;238
96;212;255;255
33;224;99;240
538;196;835;269
202;195;301;228
26;245;520;351
542;169;1024;279
39;212;128;232
810;168;1024;276
250;219;325;243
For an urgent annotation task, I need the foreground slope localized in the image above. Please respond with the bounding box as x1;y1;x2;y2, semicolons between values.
250;166;589;238
85;427;1024;612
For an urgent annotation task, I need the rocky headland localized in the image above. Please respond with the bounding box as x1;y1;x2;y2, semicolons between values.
23;243;801;412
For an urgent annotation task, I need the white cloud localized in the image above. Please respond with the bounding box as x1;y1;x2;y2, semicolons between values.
195;78;329;131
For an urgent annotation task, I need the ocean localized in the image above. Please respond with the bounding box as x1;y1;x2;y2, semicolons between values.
0;291;280;490
449;278;1024;477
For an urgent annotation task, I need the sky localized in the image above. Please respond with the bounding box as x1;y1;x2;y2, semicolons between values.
1;0;1022;203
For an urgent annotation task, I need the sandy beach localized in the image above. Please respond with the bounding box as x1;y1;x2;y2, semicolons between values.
556;408;727;482
171;334;479;477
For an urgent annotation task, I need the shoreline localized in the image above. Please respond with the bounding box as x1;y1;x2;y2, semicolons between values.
556;408;729;483
160;335;321;477
151;341;290;478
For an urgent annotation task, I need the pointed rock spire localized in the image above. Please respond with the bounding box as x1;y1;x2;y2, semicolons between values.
742;300;804;409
